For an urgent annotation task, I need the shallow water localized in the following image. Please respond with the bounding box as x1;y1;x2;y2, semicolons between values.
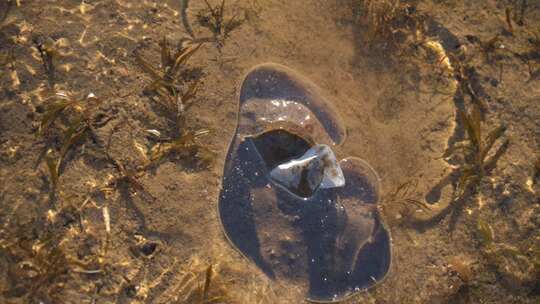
0;1;539;303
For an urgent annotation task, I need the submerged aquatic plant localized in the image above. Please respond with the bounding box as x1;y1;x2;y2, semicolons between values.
148;129;214;169
354;0;426;59
476;219;539;289
381;180;431;225
37;91;104;194
135;36;202;131
1;226;71;302
196;0;244;49
394;102;508;229
103;156;156;202
477;35;505;62
135;36;215;169
0;196;108;302
453;103;508;200
514;28;540;82
353;0;460;97
170;264;229;304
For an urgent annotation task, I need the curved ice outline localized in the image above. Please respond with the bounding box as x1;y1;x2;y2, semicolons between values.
237;63;347;146
300;156;391;303
218;63;391;302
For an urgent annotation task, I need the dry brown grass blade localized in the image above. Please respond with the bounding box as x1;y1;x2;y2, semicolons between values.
481;35;501;54
35;38;57;88
442;141;474;159
146;77;176;98
202;264;212;302
458;105;482;153
160;36;174;69
457;109;475;148
505;7;514;33
203;0;219;21
171;43;202;75
455;166;478;199
403;198;431;211
147;130;215;169
181;79;201;111
470;104;482;147
197;0;242;46
386;180;416;199
391;181;410;197
45;148;59;190
477;219;494;246
481;125;506;162
135;38;203;121
135;51;164;80
483;139;509;172
218;0;226;24
58;119;88;165
149;132;196;163
39;99;75;136
534;156;540;184
108;158;156;202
